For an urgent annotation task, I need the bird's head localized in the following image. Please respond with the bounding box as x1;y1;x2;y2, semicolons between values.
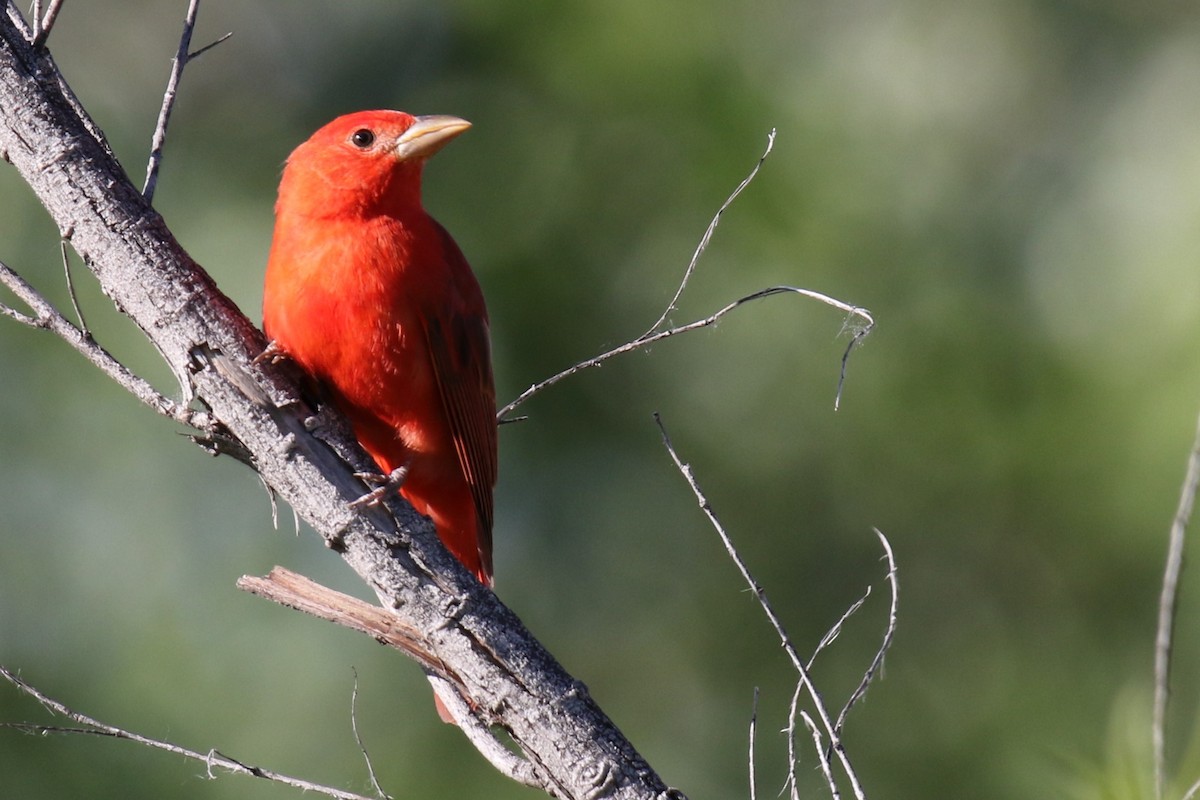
277;110;471;219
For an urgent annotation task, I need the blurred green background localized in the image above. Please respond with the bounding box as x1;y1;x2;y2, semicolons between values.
2;1;1200;798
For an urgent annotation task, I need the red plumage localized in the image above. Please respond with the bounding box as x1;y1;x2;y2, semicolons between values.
263;110;497;586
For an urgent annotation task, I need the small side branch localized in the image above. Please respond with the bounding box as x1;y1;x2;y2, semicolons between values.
237;567;545;790
834;529;898;735
142;0;232;203
1153;409;1200;799
0;258;209;429
501;287;873;421
236;567;450;677
499;129;873;422
0;666;376;800
349;669;391;800
654;414;869;799
29;0;65;49
644;128;777;336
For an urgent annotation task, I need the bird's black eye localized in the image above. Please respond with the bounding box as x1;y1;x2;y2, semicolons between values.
350;129;375;148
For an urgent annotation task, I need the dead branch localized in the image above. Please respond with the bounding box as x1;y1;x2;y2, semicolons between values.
655;413;896;800
498;129;873;422
236;568;450;678
501;286;873;422
1154;409;1200;799
0;6;680;799
0;666;378;800
142;0;232;203
0;256;210;428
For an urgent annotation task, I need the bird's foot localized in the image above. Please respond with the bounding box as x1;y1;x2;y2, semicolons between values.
252;339;289;366
350;463;411;509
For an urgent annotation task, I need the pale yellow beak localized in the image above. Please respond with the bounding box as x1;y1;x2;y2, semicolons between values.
394;115;471;161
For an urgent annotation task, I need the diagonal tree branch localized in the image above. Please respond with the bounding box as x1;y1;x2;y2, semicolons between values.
0;5;680;799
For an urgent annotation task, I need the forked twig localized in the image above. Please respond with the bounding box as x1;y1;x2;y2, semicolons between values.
834;530;898;735
29;0;65;49
0;258;209;428
501;286;873;421
643;129;776;337
1153;409;1200;799
0;666;376;800
654;413;867;799
498;131;873;422
142;0;233;203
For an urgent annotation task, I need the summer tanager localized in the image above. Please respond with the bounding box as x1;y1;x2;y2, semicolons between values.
263;110;497;588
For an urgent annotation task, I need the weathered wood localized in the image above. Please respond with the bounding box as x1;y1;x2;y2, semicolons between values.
0;6;682;799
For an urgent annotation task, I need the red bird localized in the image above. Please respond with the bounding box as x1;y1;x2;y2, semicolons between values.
263;110;496;587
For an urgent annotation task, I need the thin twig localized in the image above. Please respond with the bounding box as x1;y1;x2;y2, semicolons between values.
1154;409;1200;800
749;687;759;800
30;0;64;49
59;238;89;338
802;711;841;800
0;666;376;800
350;670;391;800
0;258;209;428
654;414;866;799
498;129;872;421
784;683;803;800
808;586;871;671
189;30;232;60
142;0;232;203
834;529;898;735
643;129;777;337
500;287;873;421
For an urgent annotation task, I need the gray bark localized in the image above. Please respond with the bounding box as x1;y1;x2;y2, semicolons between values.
0;6;682;799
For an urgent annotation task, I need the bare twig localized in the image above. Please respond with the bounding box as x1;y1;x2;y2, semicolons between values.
644;129;776;337
59;237;89;337
748;687;759;800
802;712;841;800
784;683;803;800
501;287;873;421
350;670;391;800
834;529;898;735
29;0;64;49
808;586;871;671
498;130;872;422
142;0;232;203
0;258;210;428
0;666;376;800
1153;409;1200;799
654;413;866;799
426;673;543;789
0;10;680;796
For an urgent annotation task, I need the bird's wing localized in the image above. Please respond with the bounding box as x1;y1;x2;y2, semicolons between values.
420;227;498;578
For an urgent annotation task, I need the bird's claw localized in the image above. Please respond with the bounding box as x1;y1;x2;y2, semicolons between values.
252;339;289;366
350;463;411;509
